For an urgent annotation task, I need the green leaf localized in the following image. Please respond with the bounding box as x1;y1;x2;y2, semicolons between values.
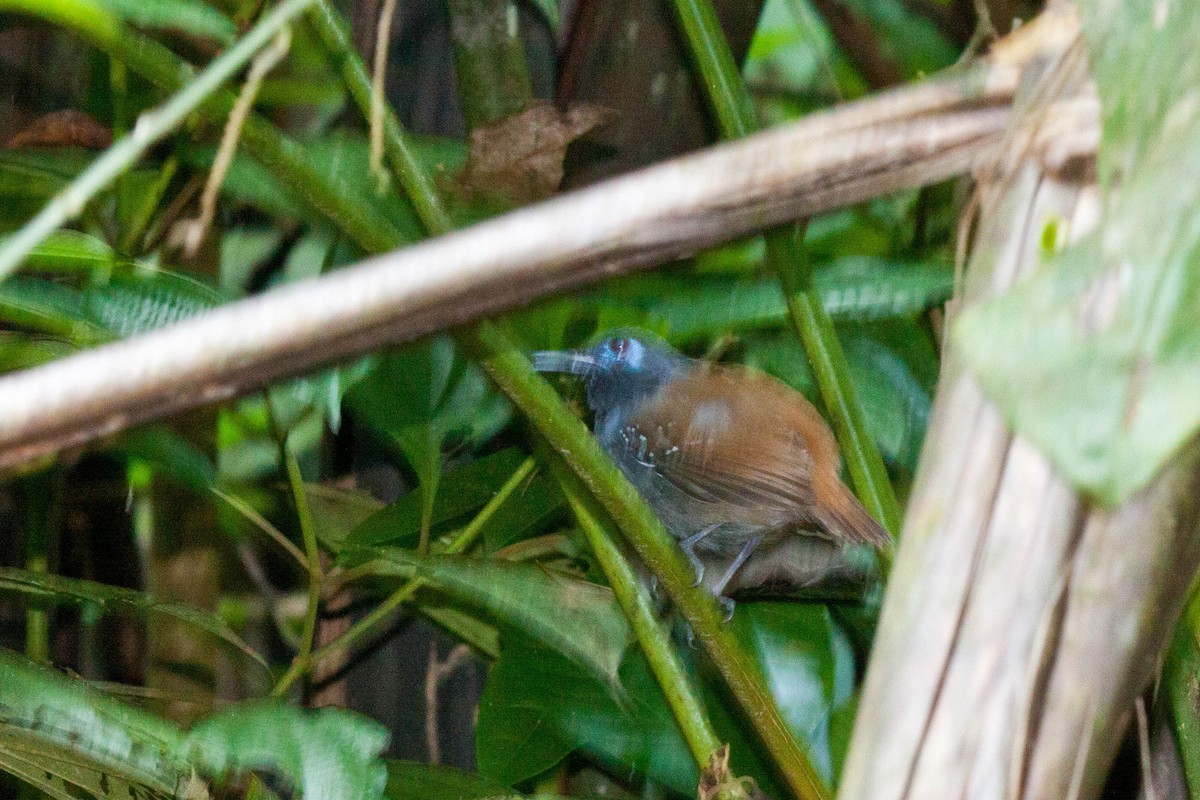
186;132;463;246
1164;597;1200;796
348;337;511;542
345;448;530;549
0;568;266;676
102;0;237;44
476;603;854;794
613;257;951;342
476;638;694;792
349;549;631;688
306;482;385;551
385;760;511;800
116;426;219;492
0;333;74;373
184;701;390;800
0;653;389;800
955;0;1200;504
523;0;559;31
0;650;189;796
20;230;114;273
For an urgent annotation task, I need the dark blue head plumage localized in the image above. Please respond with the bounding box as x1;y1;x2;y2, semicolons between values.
531;334;687;421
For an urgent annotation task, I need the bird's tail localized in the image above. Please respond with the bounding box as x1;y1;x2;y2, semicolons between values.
819;486;893;548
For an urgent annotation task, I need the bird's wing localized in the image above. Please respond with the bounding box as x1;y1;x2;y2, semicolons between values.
626;366;830;522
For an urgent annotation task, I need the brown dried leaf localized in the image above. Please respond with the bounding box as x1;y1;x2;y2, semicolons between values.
455;99;615;205
7;110;113;150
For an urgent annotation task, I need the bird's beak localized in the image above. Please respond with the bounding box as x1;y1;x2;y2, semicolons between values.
531;350;596;376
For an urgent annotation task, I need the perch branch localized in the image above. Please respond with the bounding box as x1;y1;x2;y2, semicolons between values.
0;71;1013;471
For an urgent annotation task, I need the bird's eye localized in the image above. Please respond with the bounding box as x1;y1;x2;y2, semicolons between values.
608;338;629;356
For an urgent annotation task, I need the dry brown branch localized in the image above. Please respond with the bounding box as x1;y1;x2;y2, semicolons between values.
837;8;1200;800
0;68;1018;471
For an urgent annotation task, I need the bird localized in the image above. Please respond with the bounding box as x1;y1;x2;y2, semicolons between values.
533;332;891;613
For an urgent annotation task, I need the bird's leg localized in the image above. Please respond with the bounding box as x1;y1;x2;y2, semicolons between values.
711;534;764;621
679;524;722;586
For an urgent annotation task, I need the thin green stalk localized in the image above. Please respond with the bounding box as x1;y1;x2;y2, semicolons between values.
311;13;824;795
548;455;723;771
19;469;62;662
306;0;454;235
272;446;323;697
445;0;533;130
0;0;322;279
668;0;901;537
2;0;403;256
302;457;536;675
468;321;829;800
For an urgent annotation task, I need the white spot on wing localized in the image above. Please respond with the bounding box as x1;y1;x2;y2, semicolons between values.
692;400;731;436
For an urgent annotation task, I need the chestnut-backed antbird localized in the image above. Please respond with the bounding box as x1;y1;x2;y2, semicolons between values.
533;333;891;610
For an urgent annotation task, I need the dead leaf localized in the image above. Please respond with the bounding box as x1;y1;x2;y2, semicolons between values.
454;99;615;205
7;110;113;150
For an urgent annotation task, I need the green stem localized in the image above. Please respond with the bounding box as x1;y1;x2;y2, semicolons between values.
444;0;533;130
549;455;723;770
468;321;829;800
306;0;455;236
2;0;403;257
302;457;536;675
272;438;324;697
667;0;901;538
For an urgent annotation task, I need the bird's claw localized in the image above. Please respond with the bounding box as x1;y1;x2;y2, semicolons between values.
681;544;706;587
718;596;736;622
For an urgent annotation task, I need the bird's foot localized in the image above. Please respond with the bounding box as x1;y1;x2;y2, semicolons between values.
680;524;722;587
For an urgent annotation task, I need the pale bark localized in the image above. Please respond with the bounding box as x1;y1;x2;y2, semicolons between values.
838;9;1200;800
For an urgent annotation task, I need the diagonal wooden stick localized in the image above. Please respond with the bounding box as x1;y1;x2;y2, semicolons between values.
0;70;1015;471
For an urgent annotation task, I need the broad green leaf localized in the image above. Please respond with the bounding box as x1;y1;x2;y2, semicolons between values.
0;650;189;795
0;723;174;800
116;426;218;491
956;0;1200;504
345;448;530;549
305;482;385;551
348;337;511;541
1164;595;1200;796
841;329;932;471
349;549;630;687
385;760;511;800
0;333;74;372
184;702;390;800
0;653;389;800
607;257;951;342
523;0;559;32
187;133;466;246
476;604;854;794
0;568;266;675
20;230;114;273
0;277;99;342
102;0;237;44
476;638;692;792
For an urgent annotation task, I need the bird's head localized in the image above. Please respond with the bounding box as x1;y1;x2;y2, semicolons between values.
532;332;687;417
